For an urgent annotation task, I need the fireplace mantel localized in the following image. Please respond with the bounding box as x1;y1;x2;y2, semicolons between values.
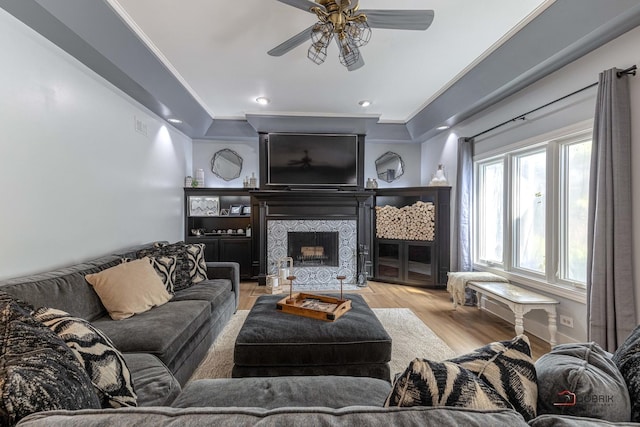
251;189;375;284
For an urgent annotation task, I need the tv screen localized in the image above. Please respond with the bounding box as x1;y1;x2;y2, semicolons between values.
267;133;358;187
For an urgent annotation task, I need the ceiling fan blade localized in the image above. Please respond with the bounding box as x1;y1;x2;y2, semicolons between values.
347;54;364;72
268;24;315;57
361;9;434;30
275;0;324;13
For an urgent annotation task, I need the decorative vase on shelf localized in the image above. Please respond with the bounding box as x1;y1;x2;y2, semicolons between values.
429;164;449;186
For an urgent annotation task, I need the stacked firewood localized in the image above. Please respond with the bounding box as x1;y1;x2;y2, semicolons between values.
375;201;435;241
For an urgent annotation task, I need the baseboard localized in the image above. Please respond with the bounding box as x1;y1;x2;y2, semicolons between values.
480;299;580;345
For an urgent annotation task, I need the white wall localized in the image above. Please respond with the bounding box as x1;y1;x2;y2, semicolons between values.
0;9;191;279
422;25;640;341
192;139;259;188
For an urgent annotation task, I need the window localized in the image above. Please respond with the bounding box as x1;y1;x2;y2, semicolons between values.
560;139;591;284
474;130;591;292
513;149;546;275
477;160;504;265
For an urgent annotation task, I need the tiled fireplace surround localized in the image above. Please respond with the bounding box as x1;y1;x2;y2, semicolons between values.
253;190;374;286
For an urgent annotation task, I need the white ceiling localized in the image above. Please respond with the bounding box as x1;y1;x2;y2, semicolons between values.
108;0;550;124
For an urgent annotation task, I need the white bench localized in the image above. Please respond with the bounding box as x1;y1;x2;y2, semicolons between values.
467;281;560;346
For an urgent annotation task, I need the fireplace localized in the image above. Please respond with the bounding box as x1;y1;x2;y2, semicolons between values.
252;189;374;286
288;232;339;267
266;219;357;285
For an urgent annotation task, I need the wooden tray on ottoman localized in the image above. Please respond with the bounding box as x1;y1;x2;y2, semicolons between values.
276;293;351;321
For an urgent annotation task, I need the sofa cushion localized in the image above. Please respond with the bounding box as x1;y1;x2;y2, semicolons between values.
123;353;181;407
613;324;640;422
33;307;137;408
171;279;232;309
17;406;530;427
91;299;211;369
0;292;100;425
137;242;193;291
536;342;631;422
85;257;173;320
385;335;537;421
173;376;392;409
0;259;120;322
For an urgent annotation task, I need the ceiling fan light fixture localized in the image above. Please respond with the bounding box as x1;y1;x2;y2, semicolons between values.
346;20;371;47
255;97;270;105
308;43;328;65
337;35;359;67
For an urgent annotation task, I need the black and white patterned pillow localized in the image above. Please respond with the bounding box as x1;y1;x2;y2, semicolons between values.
385;335;537;420
452;335;538;420
33;307;137;408
137;242;191;291
384;357;512;410
122;255;177;293
0;292;100;425
185;243;207;285
613;325;640;422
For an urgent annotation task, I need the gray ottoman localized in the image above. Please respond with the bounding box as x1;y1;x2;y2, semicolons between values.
232;294;392;381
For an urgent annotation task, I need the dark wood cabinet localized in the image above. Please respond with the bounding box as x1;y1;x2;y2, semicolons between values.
373;187;450;287
376;240;435;285
184;188;253;279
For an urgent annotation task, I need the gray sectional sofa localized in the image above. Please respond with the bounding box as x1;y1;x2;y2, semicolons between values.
0;242;239;389
2;242;639;426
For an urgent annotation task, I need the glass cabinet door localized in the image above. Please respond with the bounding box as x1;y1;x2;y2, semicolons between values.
406;243;433;284
377;241;402;280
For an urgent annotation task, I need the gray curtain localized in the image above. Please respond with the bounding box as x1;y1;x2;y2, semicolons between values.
455;137;474;272
587;68;636;351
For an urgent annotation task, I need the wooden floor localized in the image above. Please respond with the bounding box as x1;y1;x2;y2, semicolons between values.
239;280;550;360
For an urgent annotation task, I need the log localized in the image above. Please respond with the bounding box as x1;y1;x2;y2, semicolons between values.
375;201;436;241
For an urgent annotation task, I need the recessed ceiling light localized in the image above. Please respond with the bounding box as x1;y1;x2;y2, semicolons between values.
436;125;450;130
358;100;371;107
167;118;183;124
256;97;270;105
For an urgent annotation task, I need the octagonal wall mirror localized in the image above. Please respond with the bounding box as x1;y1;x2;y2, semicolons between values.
211;149;243;181
375;151;405;183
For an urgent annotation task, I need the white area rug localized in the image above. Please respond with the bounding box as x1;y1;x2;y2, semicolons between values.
189;308;456;381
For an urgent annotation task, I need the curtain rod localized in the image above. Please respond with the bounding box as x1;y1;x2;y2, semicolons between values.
467;65;637;141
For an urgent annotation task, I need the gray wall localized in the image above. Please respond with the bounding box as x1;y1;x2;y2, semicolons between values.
0;9;190;279
421;25;640;342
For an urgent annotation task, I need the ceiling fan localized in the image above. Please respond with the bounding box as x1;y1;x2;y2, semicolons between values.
268;0;434;71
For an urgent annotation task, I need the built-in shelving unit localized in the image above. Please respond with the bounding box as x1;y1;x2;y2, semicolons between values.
184;188;253;279
373;186;450;287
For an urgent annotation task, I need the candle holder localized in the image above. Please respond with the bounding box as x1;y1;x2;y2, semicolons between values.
286;275;296;304
336;275;346;300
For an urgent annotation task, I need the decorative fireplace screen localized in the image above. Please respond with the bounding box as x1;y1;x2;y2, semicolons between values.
287;232;339;267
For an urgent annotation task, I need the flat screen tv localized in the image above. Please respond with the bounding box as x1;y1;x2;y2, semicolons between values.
267;133;359;187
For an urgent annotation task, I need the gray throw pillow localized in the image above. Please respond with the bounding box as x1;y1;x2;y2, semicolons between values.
0;292;100;425
612;324;640;422
536;342;631;422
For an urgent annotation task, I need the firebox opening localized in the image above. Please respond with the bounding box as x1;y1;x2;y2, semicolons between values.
288;232;339;267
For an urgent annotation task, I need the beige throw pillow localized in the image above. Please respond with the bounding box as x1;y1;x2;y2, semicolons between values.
85;257;172;320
